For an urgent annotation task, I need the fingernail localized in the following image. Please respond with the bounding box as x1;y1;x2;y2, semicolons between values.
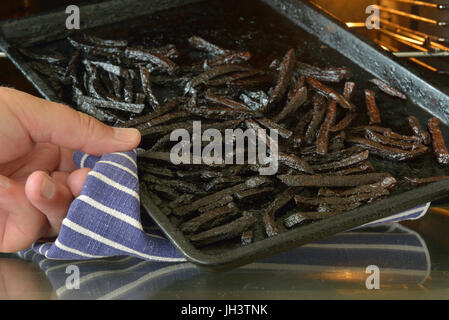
114;128;140;143
0;176;10;189
41;176;56;200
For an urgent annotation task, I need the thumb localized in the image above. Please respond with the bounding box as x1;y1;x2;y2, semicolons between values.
0;87;141;156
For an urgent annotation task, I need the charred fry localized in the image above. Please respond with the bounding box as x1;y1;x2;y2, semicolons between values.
428;117;449;165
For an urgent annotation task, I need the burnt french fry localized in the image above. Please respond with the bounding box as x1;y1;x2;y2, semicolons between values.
329;112;357;132
68;36;123;55
139;164;175;177
312;151;369;173
124;47;178;74
267;48;296;107
303;146;364;165
66;49;82;77
234;187;274;204
304;94;327;145
369;79;406;100
83;61;114;101
205;91;251;110
292;109;313;146
109;73;123;99
306;77;355;111
319;177;397;197
332;162;374;176
139;65;160;109
365;89;381;125
83;34;128;47
350;126;422;143
263;188;294;237
347;137;428;161
148;183;180;201
188;35;228;56
141;173;203;194
365;129;422;151
284;211;340;228
428;117;449;165
204;51;252;68
255;117;293;139
205;176;244;192
123;77;134;103
120;98;180;128
135;111;190;131
294;189;389;208
180;202;239;234
185;64;250;94
207;69;263;87
240;90;270;111
278;152;314;174
89;60;131;78
198;195;234;213
278;173;391;187
300;132;346;156
78;95;145;114
316;100;337;155
296;61;352;83
273;85;307;123
228;74;273;91
188;106;258;120
189;214;256;247
174;176;272;217
343;81;356;100
168;194;195;209
409;116;431;145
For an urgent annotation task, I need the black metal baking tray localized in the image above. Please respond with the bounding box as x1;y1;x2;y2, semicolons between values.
2;0;449;271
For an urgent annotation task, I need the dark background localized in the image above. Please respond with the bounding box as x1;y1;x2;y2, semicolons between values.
0;0;91;94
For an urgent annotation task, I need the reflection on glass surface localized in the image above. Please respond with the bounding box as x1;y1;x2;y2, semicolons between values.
0;221;435;300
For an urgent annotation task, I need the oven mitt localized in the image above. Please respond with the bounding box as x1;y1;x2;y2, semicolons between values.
29;149;429;261
31;150;184;262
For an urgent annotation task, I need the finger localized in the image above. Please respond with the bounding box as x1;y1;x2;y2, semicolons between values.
25;171;73;237
0;87;141;156
0;175;49;253
50;171;70;185
58;148;77;172
67;168;91;197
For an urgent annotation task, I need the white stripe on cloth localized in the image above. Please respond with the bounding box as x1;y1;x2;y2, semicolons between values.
110;152;137;167
88;171;140;200
45;256;133;274
96;160;139;179
97;263;193;300
56;260;149;296
62;219;185;262
80;153;89;169
53;239;106;259
77;195;143;230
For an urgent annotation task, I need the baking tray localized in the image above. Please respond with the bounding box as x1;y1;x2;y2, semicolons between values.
2;0;449;271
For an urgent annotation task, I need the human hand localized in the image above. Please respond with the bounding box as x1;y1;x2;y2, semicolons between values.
0;87;141;252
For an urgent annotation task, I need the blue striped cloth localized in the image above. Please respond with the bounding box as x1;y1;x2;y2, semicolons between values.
18;223;430;299
31;150;184;262
28;150;429;262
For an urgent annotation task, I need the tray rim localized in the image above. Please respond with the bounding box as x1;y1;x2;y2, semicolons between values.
1;0;449;271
